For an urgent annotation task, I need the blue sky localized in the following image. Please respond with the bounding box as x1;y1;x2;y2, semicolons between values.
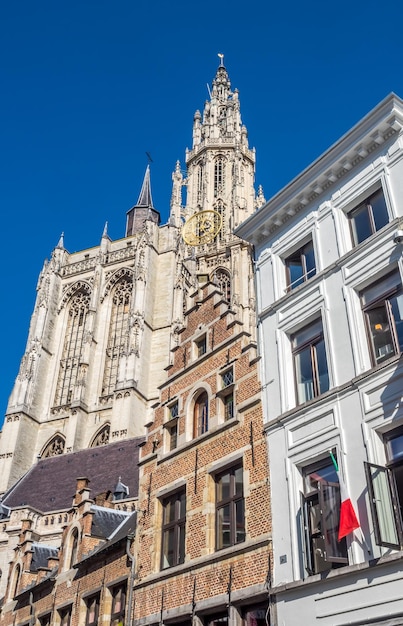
1;0;403;420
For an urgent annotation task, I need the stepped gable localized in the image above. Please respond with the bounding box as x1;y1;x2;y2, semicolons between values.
2;438;144;513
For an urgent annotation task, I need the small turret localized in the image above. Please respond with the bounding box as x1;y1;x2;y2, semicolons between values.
126;164;160;236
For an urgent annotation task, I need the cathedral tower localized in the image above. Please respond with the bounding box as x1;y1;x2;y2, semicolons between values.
0;58;263;494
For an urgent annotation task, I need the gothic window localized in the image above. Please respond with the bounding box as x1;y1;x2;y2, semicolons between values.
213;268;231;303
54;290;90;406
197;162;203;207
90;424;110;447
215;200;226;242
102;277;133;396
41;435;65;458
214;157;225;197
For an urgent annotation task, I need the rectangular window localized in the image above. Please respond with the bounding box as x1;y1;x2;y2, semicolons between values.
349;188;389;246
207;614;228;626
221;367;234;388
365;428;403;549
110;584;126;626
196;335;207;357
165;401;179;451
292;319;329;404
285;240;316;291
161;490;186;569
223;393;234;420
219;367;235;421
169;401;179;419
243;606;269;626
39;615;51;626
86;594;100;626
361;271;403;366
59;606;72;626
216;464;245;550
301;459;347;575
167;421;178;451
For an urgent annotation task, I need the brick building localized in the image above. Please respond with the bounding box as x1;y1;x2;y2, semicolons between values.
0;57;272;625
134;278;271;626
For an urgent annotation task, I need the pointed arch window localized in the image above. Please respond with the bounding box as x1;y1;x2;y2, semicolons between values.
102;277;133;396
41;434;65;458
197;162;203;207
54;290;90;406
90;424;110;448
213;268;231;303
214;157;225;197
193;391;209;437
215;200;226;242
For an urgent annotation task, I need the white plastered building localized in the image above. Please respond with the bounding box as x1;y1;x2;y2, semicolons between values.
237;93;403;625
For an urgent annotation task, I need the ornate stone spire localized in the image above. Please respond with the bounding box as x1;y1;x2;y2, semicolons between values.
184;57;256;231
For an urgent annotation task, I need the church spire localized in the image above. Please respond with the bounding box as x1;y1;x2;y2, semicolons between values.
183;57;257;235
126;164;160;236
136;164;154;209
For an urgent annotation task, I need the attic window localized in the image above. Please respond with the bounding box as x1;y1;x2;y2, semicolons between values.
114;478;129;501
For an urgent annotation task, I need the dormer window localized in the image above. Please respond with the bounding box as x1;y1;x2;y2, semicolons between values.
113;477;129;500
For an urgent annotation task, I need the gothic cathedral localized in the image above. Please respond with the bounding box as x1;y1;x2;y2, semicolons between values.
0;59;265;493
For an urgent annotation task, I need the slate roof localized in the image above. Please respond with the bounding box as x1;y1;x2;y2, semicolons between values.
91;505;130;538
30;543;58;572
79;510;137;563
2;438;144;513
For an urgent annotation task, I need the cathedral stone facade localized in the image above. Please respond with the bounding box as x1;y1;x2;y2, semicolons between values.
0;60;272;626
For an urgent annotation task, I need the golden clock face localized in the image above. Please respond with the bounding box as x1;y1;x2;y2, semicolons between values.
182;210;222;246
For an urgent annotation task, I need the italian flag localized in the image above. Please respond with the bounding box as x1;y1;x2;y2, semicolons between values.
330;452;360;540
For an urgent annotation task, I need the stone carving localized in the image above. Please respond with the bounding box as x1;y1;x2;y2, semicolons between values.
90;424;110;447
41;435;65;458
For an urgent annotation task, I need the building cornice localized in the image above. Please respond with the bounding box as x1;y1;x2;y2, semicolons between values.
236;93;403;244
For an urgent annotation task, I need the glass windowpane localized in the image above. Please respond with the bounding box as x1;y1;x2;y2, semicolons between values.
295;347;314;403
367;464;399;546
370;189;389;231
315;339;329;394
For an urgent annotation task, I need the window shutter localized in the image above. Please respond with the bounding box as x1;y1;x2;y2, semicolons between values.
319;481;348;563
365;462;401;549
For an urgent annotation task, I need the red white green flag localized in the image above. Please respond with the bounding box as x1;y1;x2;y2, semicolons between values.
330;452;360;540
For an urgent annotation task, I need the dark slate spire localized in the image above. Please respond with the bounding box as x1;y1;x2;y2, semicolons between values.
136;164;154;208
126;164;160;236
